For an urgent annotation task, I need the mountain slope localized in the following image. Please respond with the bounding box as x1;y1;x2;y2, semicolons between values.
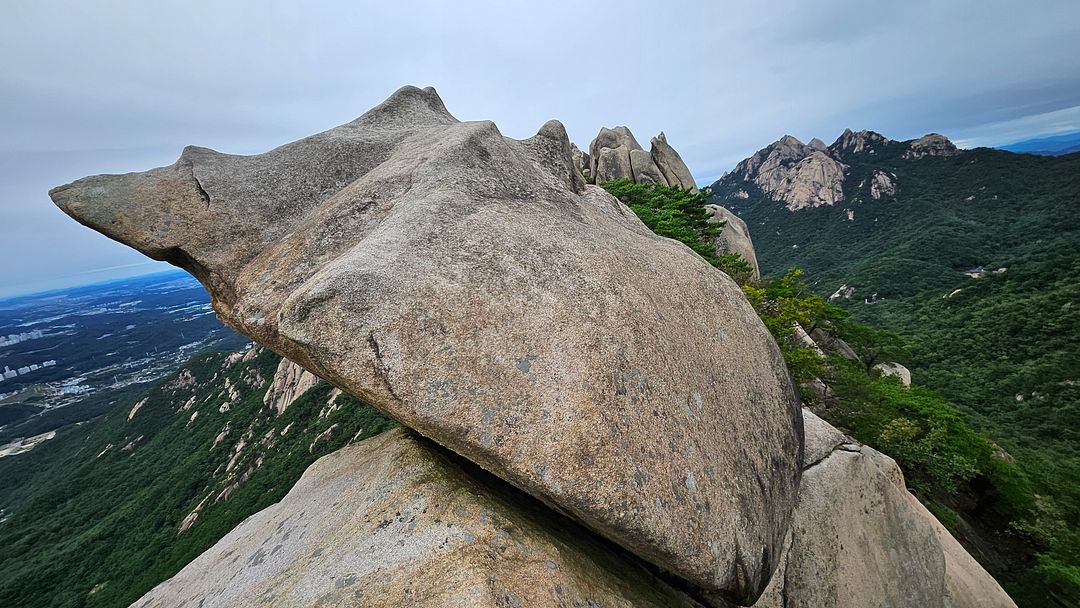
0;347;394;608
709;133;1080;605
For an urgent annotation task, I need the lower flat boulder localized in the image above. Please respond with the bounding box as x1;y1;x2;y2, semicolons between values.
132;428;702;608
51;86;803;602
752;410;1016;608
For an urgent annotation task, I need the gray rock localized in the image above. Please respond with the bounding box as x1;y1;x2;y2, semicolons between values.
630;148;669;185
51;85;803;602
263;357;321;415
588;126;649;185
650;132;698;192
704;204;760;280
904;133;959;159
869;171;896;199
594;145;635;183
752;410;1016;608
724;135;846;211
808;328;859;361
830;128;890;157
133;428;702;608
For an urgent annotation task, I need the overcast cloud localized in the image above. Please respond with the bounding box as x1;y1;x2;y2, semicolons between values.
2;0;1079;297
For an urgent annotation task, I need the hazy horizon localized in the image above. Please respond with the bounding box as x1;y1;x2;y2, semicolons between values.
3;0;1079;297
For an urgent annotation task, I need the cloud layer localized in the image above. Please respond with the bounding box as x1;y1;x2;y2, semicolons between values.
2;0;1078;296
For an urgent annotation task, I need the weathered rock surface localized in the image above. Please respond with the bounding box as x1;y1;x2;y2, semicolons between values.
711;129;964;210
588;126;643;183
704;204;760;280
650;132;698;192
630;147;668;185
133;428;702;608
752;410;1016;608
263;357;322;415
51;85;803;602
583;127;700;193
830;128;890;157
904;133;959;159
868;170;896;199
593;144;634;183
726;135;847;210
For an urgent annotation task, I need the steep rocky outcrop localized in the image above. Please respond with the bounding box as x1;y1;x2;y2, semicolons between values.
651;131;698;192
711;130;961;211
134;428;701;608
724;135;847;210
705;204;760;280
584;127;699;192
263;357;321;415
753;410;1016;608
830;128;889;158
867;170;897;199
52;86;802;603
904;133;959;159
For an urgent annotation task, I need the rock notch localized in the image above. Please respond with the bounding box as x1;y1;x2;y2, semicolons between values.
51;85;802;603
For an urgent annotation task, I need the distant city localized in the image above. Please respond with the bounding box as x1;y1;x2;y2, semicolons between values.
0;360;58;381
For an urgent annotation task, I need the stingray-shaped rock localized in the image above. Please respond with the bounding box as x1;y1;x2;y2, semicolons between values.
51;86;802;603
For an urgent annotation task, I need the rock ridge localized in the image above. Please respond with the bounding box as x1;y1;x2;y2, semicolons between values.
712;130;959;211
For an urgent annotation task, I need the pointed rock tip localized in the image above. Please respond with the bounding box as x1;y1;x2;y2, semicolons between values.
354;85;456;127
535;119;569;141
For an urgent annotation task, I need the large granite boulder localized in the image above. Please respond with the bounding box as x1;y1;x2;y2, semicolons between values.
133;428;702;608
753;410;1016;608
651;131;698;192
704;204;760;280
594;145;634;184
51;85;803;603
588;126;646;184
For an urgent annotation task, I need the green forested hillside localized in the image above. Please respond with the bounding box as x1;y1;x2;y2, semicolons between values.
712;146;1080;606
0;348;393;608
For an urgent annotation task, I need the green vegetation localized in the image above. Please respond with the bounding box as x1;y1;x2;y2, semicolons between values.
602;179;756;283
712;146;1080;606
0;348;393;608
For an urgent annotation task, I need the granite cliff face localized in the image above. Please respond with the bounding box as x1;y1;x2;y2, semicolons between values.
51;87;1011;608
712;130;960;211
725;135;847;211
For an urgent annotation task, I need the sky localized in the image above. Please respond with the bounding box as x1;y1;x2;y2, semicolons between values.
2;0;1079;298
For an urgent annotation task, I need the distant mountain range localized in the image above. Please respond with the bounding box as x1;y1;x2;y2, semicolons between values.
709;131;1080;606
997;131;1080;156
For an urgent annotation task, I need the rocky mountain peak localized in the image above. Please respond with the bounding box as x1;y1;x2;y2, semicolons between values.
830;128;890;156
904;133;959;159
727;134;848;211
583;125;698;192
